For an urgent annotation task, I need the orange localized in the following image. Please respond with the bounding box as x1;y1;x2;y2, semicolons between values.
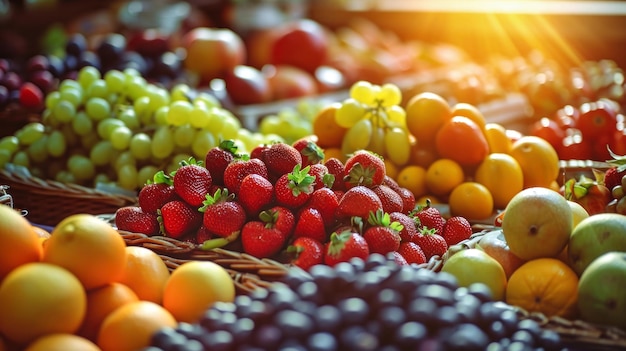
43;214;127;290
383;158;399;180
0;262;86;345
163;261;235;323
24;334;101;351
506;258;579;319
425;158;465;197
416;195;442;206
449;182;494;220
78;282;139;342
0;204;43;281
474;153;524;210
450;102;487;132
510;136;560;189
97;301;177;351
405;92;452;145
410;144;437;169
435;116;490;167
322;147;345;163
117;246;170;304
312;102;348;148
396;165;427;199
484;123;513;154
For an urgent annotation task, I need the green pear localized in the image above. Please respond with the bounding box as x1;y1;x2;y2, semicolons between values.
578;252;626;330
568;213;626;276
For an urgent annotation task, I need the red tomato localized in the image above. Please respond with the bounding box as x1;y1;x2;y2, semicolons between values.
577;100;618;139
557;128;593;160
611;128;626;155
592;134;613;161
530;117;566;150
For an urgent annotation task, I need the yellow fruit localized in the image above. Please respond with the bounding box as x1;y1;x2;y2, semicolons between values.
383;158;399;180
405;92;452;146
567;200;589;229
474;153;524;210
24;334;101;351
0;204;43;281
163;261;235;323
510;136;560;189
117;246;170;304
448;182;494;220
396;165;427;199
0;262;86;345
484;123;513;154
450;102;487;133
425;158;464;197
312;102;348;148
441;248;507;301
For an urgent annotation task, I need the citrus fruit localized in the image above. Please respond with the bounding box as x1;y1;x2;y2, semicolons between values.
405;92;451;145
78;282;139;342
322;147;344;162
506;258;579;318
502;187;572;260
97;300;177;351
510;136;560;188
567;200;589;229
435;116;490;167
43;214;127;290
0;204;43;280
441;248;507;301
0;262;86;345
383;158;399;180
163;261;236;323
24;334;101;351
396;165;427;198
448;182;494;220
312;102;348;148
425;158;464;197
474;153;524;210
484;123;513;154
450;102;487;132
117;246;170;304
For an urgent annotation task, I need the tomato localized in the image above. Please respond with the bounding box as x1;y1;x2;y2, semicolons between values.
557;129;593;160
592;134;613;161
611;128;626;155
530;117;565;150
577;100;618;140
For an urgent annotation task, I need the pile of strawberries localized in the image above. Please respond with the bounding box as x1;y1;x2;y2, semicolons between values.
115;138;474;270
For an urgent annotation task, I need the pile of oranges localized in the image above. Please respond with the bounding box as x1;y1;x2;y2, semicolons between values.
0;204;235;351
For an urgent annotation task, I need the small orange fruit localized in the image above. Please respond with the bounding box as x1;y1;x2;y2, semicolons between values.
449;182;494;220
24;333;101;351
322;147;345;163
312;102;348;148
474;153;524;210
450;102;487;132
506;258;579;318
0;204;43;281
425;158;464;197
396;165;427;199
435;116;490;167
97;301;177;351
510;136;560;189
43;214;127;290
484;123;513;154
405;92;452;145
117;246;170;304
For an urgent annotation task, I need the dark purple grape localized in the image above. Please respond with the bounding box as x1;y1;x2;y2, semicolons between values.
312;305;341;332
0;85;8;107
199;330;234;350
29;70;55;93
336;297;370;325
339;326;379;351
150;327;187;350
151;51;181;79
77;51;101;70
394;321;427;347
64;55;78;72
252;324;283;349
2;71;22;90
440;323;491;350
273;310;314;339
306;332;338;351
119;51;149;75
0;58;9;72
66;33;87;57
25;55;49;73
97;33;127;65
47;55;65;78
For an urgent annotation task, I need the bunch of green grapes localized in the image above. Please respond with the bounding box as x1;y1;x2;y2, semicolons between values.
257;99;324;144
0;66;275;192
336;81;412;166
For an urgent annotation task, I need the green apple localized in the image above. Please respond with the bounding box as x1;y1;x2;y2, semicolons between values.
578;252;626;330
568;213;626;276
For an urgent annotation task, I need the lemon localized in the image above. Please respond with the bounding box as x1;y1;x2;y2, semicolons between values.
441;248;507;301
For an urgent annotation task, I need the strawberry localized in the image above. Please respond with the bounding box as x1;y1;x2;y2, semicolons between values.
323;230;369;267
308;163;332;190
205;139;239;186
324;157;346;191
241;220;287;258
336;185;383;220
263;206;295;238
115;206;159;236
442;216;473;246
250;143;270;161
563;172;612;215
383;175;402;193
238;173;274;217
285;236;324;271
397;241;427;265
412;227;448;260
199;188;246;240
158;200;203;239
194;225;213;244
388;251;409;265
263;142;303;178
372;184;403;214
389;211;418;242
606;147;626;190
411;200;446;235
293;207;327;242
172;157;213;207
292;137;324;167
396;187;417;214
343;150;386;189
305;187;339;228
223;156;268;195
362;210;402;255
274;164;315;208
138;171;178;214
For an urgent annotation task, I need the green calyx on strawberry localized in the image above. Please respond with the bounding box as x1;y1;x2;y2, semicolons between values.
286;164;316;197
149;170;173;186
563;170;611;216
605;146;626;190
367;209;404;233
343;162;377;188
199;188;235;211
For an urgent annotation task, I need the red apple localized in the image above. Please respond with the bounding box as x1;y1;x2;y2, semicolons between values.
223;65;272;105
270;19;329;73
182;27;246;82
262;64;318;100
245;28;282;69
476;230;526;279
126;29;171;58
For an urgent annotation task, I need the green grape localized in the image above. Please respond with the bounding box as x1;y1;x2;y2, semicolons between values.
384;126;411;166
0;136;19;153
129;133;152;160
189;105;211;129
72;111;94;136
335;98;366;127
154;106;169;125
90;140;116;166
341;118;372;155
86;97;112;121
133;96;153;126
104;70;126;93
350;80;378;106
191;129;216;160
41;109;60;128
385;105;407;127
114;151;136;172
77;66;101;88
55;170;76;184
94;173;111;185
171;83;191;102
53;99;77;123
117;164;138;190
259;115;281;135
377;83;402;107
366;126;386;157
80;131;100;150
60;87;83;106
60;123;79;148
151;125;175;159
167;153;193;174
12;150;30;168
47;130;66;157
97;118;126;140
147;87;170;113
86;79;109;98
118;108;140;130
166;100;193;126
27;135;49;163
205;107;226;134
220;117;240;141
123;67;141;78
45;91;61;110
0;149;11;168
110;126;133;150
125;75;148;101
173;124;196;148
15;122;45;145
59;78;81;92
67;154;96;181
137;165;159;187
193;92;221;108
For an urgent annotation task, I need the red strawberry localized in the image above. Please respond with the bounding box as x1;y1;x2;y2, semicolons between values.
194;225;213;244
115;206;159;236
199;188;246;240
286;236;324;271
305;187;339;228
388;251;409;265
382;175;401;193
412;227;448;260
238;173;274;217
308;163;332;190
292;137;324;167
173;158;213;207
158;200;203;239
372;184;403;214
396;187;416;214
362;210;402;255
250;143;270;161
138;171;178;214
343;150;386;189
397;241;427;265
241;220;287;258
263;206;295;238
336;185;383;220
274;164;315;208
389;211;418;242
324;157;346;191
442;216;473;246
263;142;303;178
205;139;239;186
323;230;370;267
411;201;446;235
293;207;327;242
604;167;624;191
223;157;268;195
